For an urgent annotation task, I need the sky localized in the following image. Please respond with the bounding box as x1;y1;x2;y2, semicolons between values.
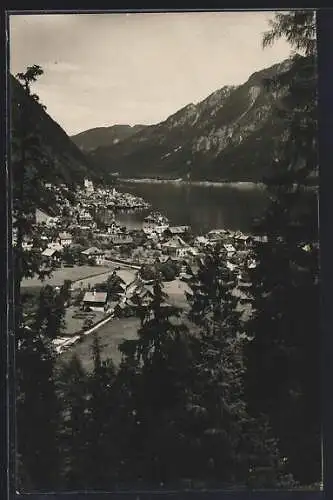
9;11;292;136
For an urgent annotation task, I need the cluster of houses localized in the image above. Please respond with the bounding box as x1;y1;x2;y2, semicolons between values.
17;179;267;354
80;267;189;320
19;209;259;283
137;214;259;273
34;179;150;229
16;177;262;288
77;232;256;323
80;179;150;210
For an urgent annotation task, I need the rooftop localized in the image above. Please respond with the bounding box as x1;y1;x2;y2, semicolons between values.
168;226;190;234
83;292;108;303
59;232;72;239
42;248;58;257
162;236;188;248
81;246;103;255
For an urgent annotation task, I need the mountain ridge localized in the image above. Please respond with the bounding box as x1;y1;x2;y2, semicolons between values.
71;124;147;152
86;58;292;182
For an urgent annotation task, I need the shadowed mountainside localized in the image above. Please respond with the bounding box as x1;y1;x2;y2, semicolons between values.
10;74;108;187
71;124;147;152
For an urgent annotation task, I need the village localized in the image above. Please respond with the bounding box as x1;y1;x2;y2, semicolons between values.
18;178;259;356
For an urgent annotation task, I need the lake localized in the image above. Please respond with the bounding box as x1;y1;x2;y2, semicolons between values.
115;181;269;235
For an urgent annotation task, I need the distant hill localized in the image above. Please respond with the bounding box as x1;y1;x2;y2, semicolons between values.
10;74;107;187
71;124;147;152
87;59;292;182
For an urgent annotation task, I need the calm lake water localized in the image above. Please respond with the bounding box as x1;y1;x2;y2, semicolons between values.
115;181;269;235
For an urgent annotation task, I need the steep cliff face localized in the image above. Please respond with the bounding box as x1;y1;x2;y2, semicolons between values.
87;59;292;182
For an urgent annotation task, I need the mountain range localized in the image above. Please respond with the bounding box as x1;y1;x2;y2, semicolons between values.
79;59;292;182
10;59;292;188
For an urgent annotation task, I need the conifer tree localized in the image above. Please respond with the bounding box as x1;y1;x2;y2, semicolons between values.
12;66;67;490
244;11;321;485
185;246;290;487
84;333;119;489
185;247;248;484
31;285;66;339
118;276;193;486
56;355;90;489
16;320;61;490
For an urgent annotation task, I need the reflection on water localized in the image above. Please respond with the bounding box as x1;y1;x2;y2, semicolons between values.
114;182;269;234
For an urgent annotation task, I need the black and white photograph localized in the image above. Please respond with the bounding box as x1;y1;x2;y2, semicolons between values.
8;10;321;493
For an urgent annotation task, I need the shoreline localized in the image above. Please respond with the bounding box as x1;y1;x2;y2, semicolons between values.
118;178;266;189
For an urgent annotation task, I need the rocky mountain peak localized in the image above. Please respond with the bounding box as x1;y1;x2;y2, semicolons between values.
86;58;295;182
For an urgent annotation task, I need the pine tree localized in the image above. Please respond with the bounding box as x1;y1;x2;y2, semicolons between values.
12;66;70;490
244;11;321;485
118;276;193;486
83;333;119;489
12;66;53;331
184;247;247;484
56;355;90;489
184;246;290;487
11;65;78;326
16;285;66;489
31;285;66;339
16;322;62;490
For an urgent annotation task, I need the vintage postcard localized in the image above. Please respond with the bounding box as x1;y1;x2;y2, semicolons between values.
7;9;322;494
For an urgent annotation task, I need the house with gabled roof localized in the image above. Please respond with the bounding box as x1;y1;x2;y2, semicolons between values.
78;210;93;226
81;246;105;265
162;235;191;259
58;232;73;247
42;247;61;263
83;291;108;312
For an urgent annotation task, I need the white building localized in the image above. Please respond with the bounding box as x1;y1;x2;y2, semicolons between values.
78;210;93;226
162;236;190;259
58;232;73;247
84;178;94;194
143;214;169;236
